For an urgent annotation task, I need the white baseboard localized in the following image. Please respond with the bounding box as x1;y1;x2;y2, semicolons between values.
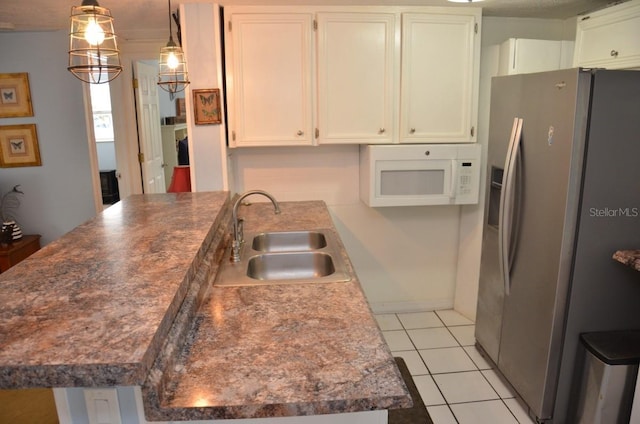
369;299;454;315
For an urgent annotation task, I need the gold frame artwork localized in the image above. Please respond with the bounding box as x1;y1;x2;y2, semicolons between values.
0;124;42;167
0;73;34;118
176;98;186;118
193;89;221;125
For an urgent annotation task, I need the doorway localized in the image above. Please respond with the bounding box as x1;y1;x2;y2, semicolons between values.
89;82;120;207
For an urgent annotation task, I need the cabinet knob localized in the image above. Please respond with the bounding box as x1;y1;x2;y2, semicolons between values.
297;130;304;136
410;128;416;134
610;50;619;57
378;128;385;134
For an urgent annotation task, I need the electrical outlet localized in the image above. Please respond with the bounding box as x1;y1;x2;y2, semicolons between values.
83;388;122;424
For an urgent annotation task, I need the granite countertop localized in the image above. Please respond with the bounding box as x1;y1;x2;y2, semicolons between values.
142;201;411;420
613;250;640;272
0;193;410;420
0;192;231;387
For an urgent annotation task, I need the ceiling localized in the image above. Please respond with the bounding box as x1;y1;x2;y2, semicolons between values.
0;0;621;40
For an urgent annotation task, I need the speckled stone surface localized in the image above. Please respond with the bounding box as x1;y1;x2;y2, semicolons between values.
0;192;231;388
613;250;640;272
0;194;410;420
142;200;412;420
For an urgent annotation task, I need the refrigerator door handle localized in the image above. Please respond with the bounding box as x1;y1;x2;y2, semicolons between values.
498;117;523;296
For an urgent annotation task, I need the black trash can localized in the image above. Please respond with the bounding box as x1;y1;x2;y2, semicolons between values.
573;331;640;424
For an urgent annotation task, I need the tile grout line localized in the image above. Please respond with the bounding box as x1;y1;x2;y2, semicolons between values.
383;311;531;424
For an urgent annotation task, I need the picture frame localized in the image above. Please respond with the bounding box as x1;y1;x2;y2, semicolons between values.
193;89;221;125
0;124;42;167
0;73;34;118
175;98;186;117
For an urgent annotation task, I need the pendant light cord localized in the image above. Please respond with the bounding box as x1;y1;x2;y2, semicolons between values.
167;0;173;42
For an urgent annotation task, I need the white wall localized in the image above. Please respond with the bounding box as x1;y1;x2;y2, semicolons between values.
181;3;229;192
0;30;96;245
229;145;462;313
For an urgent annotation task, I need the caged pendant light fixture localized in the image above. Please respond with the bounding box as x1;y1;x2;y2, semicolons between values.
157;0;190;94
68;0;122;84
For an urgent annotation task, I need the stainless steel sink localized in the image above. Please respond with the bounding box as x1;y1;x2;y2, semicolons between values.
247;252;335;280
251;231;327;252
214;229;351;286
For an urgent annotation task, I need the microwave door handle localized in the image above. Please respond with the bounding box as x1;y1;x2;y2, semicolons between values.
498;118;523;296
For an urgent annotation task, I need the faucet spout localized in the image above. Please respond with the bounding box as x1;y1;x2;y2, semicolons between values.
231;190;281;262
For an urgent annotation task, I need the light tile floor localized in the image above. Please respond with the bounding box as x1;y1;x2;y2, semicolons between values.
376;310;536;424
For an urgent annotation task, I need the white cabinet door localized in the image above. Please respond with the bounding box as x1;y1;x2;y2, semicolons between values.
225;13;315;147
400;13;479;143
574;0;640;70
498;39;563;76
317;12;399;144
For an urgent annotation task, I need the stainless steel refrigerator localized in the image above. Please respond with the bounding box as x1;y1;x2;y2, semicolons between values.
475;68;640;423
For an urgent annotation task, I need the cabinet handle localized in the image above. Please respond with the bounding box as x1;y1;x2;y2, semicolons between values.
378;128;385;134
410;128;416;134
611;50;619;57
297;130;304;136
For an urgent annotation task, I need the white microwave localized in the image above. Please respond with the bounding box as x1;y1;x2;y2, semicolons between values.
359;144;481;207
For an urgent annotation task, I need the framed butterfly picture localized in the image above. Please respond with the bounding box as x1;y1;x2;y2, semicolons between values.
0;124;41;167
0;73;33;118
193;89;221;125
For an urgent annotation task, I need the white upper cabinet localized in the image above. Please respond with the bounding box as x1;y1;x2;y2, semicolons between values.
225;12;315;147
224;6;481;147
316;13;399;144
574;0;640;70
497;39;575;76
400;13;480;143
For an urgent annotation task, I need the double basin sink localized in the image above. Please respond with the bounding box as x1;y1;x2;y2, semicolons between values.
214;229;352;286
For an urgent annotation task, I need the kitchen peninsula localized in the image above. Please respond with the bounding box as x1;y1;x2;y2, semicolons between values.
0;192;411;423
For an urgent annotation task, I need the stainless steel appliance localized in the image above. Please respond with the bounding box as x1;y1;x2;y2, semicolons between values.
475;68;640;423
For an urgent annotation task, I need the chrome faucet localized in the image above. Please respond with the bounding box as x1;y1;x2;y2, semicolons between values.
231;190;281;262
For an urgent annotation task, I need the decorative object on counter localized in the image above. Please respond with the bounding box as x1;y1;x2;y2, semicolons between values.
68;0;123;84
157;0;190;95
0;73;33;118
0;222;13;246
613;250;640;272
0;124;42;167
193;89;222;125
1;185;24;241
175;98;187;122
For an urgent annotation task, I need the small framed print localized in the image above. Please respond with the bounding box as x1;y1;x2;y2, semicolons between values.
176;98;186;117
0;124;42;167
193;88;221;125
0;73;34;118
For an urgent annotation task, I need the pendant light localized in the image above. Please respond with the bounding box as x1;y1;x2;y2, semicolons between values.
68;0;122;84
158;0;190;94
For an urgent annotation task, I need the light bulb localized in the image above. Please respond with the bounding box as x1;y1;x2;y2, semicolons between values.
85;18;105;46
167;52;180;70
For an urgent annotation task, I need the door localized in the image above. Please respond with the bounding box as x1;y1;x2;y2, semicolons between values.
225;11;314;147
400;13;478;143
495;70;588;420
316;12;398;144
475;74;524;363
134;61;165;193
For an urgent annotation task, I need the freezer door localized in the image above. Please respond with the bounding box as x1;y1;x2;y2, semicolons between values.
496;69;590;420
476;74;524;363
